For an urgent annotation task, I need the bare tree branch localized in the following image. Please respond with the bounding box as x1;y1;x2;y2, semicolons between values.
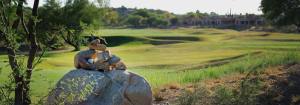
33;49;45;69
21;13;29;35
26;0;39;77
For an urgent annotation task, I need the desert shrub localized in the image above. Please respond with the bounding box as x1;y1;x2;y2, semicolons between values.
213;75;263;105
213;87;235;105
177;85;212;105
178;71;263;105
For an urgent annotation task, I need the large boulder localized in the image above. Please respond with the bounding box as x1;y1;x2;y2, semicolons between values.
46;69;152;105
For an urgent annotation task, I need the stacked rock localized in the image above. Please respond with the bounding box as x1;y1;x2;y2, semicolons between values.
48;38;152;105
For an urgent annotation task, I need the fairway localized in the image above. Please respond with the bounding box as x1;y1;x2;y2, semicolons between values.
1;28;300;103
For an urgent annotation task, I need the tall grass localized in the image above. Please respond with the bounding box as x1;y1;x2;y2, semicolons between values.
134;51;300;88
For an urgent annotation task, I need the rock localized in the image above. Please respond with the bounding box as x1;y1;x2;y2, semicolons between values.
46;69;152;105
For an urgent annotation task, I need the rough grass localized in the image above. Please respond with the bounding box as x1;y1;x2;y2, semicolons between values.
1;28;300;103
132;51;300;88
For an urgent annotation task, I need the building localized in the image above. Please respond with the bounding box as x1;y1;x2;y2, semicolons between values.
199;14;264;28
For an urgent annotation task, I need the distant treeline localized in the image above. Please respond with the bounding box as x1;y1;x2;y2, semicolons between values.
113;6;215;28
37;0;298;31
0;0;268;51
2;0;298;51
37;0;230;29
32;0;224;50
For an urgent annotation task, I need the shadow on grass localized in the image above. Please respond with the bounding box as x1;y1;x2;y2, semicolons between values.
134;51;262;71
210;32;224;35
103;36;203;47
103;36;146;47
254;39;300;42
147;36;202;41
175;51;262;72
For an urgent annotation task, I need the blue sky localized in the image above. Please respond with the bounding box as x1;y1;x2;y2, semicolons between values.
28;0;262;15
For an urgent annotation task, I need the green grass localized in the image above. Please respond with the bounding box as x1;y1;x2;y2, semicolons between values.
1;28;300;103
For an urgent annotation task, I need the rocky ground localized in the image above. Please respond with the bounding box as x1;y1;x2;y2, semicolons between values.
153;63;300;105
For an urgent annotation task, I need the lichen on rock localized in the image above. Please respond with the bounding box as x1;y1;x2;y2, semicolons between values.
46;69;152;105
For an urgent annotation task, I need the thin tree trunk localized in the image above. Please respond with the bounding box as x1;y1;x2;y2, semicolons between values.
62;30;82;51
297;24;300;33
75;44;81;51
2;0;39;104
24;0;40;104
11;0;24;104
14;78;24;105
62;36;81;51
7;48;24;105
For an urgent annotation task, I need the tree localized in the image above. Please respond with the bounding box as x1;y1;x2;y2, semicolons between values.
59;0;109;51
133;9;151;18
170;17;179;26
181;12;202;26
127;15;144;28
147;16;170;28
38;0;109;51
210;12;218;16
147;16;158;27
125;9;173;28
0;0;41;104
102;8;120;26
61;26;83;51
38;0;65;50
261;0;300;32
